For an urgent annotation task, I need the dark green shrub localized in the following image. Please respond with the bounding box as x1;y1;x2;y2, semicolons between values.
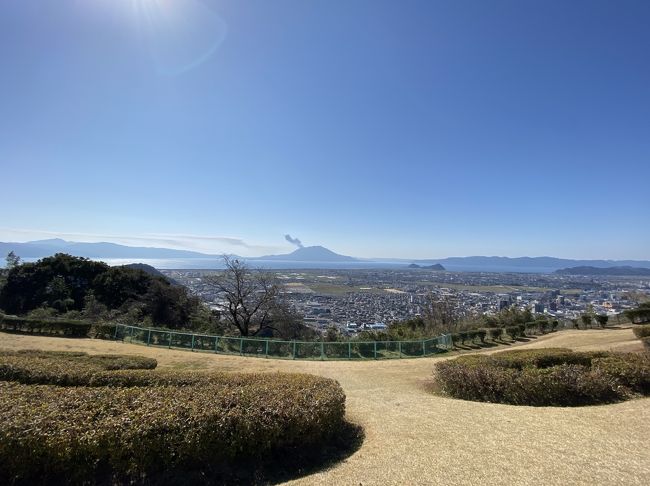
434;348;650;406
0;315;91;337
504;326;519;340
466;330;479;343
458;330;469;345
450;333;461;347
488;328;502;341
524;322;538;334
633;325;650;339
89;322;117;339
490;348;605;369
0;374;346;484
517;324;526;336
551;320;559;331
475;329;487;344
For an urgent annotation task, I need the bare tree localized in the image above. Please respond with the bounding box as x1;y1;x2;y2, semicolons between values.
206;256;279;336
422;293;460;334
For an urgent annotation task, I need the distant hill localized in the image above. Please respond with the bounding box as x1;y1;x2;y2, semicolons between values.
0;239;214;260
255;246;358;262
408;263;445;270
554;266;650;276
412;256;650;273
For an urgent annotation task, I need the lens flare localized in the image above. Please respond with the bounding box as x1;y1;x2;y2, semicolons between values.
130;0;227;75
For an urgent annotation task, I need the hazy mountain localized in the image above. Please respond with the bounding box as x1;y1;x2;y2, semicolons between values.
2;239;649;273
0;239;214;259
555;266;650;276
255;246;358;262
412;256;650;272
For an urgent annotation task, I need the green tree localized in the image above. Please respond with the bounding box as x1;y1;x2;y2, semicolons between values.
581;313;593;328
5;251;21;269
595;314;609;328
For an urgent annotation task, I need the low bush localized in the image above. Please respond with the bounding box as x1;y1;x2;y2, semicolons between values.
633;325;650;339
448;333;459;347
524;322;538;334
504;326;520;340
0;315;91;337
475;329;487;344
458;330;469;345
0;350;157;386
0;374;346;484
89;322;118;339
592;353;650;394
434;348;650;406
488;328;502;341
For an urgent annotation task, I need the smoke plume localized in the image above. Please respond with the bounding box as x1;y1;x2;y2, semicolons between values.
284;234;304;248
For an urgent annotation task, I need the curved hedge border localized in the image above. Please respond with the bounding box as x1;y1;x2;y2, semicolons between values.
0;350;157;386
435;348;650;406
0;351;348;484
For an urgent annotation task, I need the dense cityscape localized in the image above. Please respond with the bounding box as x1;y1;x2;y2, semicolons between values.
163;268;650;335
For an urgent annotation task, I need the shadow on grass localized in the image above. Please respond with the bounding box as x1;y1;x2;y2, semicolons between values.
140;421;365;486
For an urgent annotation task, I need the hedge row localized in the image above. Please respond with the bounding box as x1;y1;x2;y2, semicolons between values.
0;375;346;484
633;325;650;339
0;315;118;339
450;321;559;346
0;315;91;337
435;348;650;406
0;350;157;386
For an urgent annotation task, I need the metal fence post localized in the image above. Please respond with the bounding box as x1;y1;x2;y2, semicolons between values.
321;341;325;360
168;332;172;349
147;329;151;346
113;324;119;340
348;342;351;359
398;341;402;358
422;340;426;357
265;340;269;358
292;341;296;360
374;342;377;359
191;334;195;352
240;338;243;356
214;336;219;354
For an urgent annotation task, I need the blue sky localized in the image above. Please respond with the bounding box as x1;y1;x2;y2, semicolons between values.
0;0;648;259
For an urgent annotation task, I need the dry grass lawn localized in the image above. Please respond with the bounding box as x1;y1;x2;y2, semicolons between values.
1;328;648;485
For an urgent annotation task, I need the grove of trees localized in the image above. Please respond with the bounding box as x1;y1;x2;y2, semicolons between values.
0;253;205;330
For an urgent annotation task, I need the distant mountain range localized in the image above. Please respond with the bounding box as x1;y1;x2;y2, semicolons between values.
555;266;650;276
411;256;650;273
0;239;209;259
1;239;649;273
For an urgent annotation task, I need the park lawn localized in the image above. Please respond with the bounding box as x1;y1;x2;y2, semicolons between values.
1;328;648;486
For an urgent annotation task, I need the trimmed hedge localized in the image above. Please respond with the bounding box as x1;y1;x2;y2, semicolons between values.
435;348;650;406
488;328;502;341
0;350;348;484
0;350;157;386
0;375;346;484
633;325;650;339
0;315;91;337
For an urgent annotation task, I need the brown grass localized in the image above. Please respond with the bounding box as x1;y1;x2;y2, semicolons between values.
1;328;648;485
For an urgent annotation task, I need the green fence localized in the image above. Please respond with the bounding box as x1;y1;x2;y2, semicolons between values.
114;324;453;360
